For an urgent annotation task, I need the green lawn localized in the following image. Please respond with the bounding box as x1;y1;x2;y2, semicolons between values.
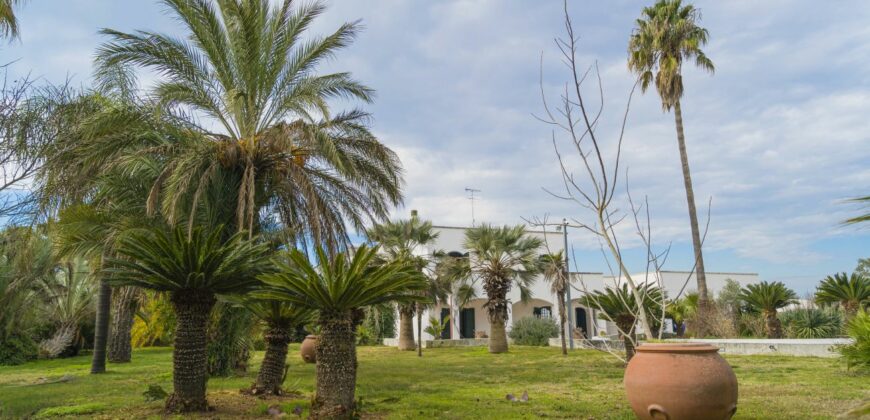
0;346;867;419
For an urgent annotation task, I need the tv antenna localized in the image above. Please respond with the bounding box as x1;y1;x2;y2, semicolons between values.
465;187;481;226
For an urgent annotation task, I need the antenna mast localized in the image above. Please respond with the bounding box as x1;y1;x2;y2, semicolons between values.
465;187;481;226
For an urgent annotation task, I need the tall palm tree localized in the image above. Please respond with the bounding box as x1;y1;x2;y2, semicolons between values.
581;283;663;362
366;212;439;351
0;0;21;40
540;251;569;355
256;245;426;418
844;195;870;225
815;272;870;320
739;281;797;339
227;296;314;396
94;0;402;250
107;226;271;412
628;0;715;329
464;224;542;354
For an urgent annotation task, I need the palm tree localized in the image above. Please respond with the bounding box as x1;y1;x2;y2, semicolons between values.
581;283;663;361
628;0;715;330
815;272;870;320
256;245;426;418
540;251;569;355
739;281;798;338
94;0;402;249
666;292;698;337
366;212;439;352
0;0;21;40
227;296;314;396
37;256;96;358
844;195;870;225
107;226;271;412
464;224;542;354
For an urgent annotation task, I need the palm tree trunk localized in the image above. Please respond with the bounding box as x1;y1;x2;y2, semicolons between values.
674;100;710;336
312;315;357;419
397;305;415;351
764;311;782;339
165;290;216;413
90;280;112;374
416;304;423;357
489;316;509;354
251;322;291;396
557;289;567;355
108;286;139;363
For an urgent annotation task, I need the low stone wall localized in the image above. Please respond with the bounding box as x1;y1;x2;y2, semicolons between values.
666;338;852;358
381;338;491;348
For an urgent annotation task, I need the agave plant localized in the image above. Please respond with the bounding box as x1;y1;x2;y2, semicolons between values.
256;245;426;418
739;281;798;339
815;272;870;319
108;225;271;412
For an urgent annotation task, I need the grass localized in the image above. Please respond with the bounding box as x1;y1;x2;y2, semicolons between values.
0;345;867;419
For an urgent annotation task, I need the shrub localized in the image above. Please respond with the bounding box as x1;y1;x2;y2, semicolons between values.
0;333;38;366
781;307;842;338
509;316;559;346
839;310;870;371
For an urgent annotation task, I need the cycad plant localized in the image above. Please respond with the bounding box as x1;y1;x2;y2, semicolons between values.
628;0;715;328
581;283;663;361
227;296;314;396
108;226;271;412
739;281;798;338
815;272;870;320
464;224;542;354
257;245;426;418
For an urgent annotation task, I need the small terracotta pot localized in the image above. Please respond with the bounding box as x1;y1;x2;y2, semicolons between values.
300;335;318;364
624;343;738;420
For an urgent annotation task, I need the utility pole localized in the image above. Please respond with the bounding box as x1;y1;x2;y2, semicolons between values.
465;187;481;226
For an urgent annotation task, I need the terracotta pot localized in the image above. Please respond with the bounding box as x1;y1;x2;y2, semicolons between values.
624;343;738;420
300;335;318;364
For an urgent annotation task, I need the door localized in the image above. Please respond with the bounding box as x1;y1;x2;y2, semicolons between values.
440;308;451;339
575;307;588;338
460;308;475;339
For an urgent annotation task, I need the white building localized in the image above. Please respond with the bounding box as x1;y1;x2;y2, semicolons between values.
390;224;759;343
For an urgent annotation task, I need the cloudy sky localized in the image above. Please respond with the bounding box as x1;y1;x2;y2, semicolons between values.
4;0;869;294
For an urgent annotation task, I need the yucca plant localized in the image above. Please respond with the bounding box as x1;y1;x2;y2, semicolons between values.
780;307;842;339
226;296;314;396
107;225;271;413
581;283;663;361
464;224;542;354
815;272;870;320
739;281;798;338
256;245;426;418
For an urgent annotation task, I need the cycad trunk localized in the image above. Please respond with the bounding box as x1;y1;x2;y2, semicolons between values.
108;286;139;363
312;315;357;419
617;320;636;362
166;290;216;413
397;305;415;351
763;310;782;339
843;301;859;322
251;322;291;395
674;100;710;335
557;289;567;355
90;280;112;374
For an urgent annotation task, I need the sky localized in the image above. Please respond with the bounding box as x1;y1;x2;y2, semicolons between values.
3;0;869;295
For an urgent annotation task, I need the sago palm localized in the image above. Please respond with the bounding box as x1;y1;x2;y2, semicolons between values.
815;272;870;319
628;0;715;328
94;0;402;250
539;251;569;355
581;283;663;361
739;281;797;338
366;212;439;351
256;245;426;418
464;224;542;354
107;225;271;412
226;296;314;395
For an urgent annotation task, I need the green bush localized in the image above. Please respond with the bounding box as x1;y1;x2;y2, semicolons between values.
839;310;870;371
509;316;559;346
0;333;38;366
781;307;842;338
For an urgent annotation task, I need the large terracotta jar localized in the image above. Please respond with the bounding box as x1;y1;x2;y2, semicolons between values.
624;343;738;420
300;335;318;364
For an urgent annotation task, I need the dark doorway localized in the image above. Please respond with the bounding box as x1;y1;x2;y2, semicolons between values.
459;308;475;339
575;307;588;338
440;308;451;339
